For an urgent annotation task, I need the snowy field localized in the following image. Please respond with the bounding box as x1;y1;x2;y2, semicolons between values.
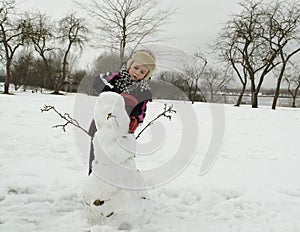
0;91;300;232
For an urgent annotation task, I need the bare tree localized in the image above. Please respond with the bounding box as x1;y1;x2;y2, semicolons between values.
285;63;300;108
11;49;34;90
213;22;248;106
75;0;176;61
56;13;89;94
0;0;30;94
157;70;186;89
268;1;300;110
203;67;232;103
215;0;282;108
93;52;122;75
215;0;300;109
25;11;56;91
286;77;300;108
181;53;207;103
150;71;189;100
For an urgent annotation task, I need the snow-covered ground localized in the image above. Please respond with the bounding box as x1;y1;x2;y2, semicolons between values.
0;91;300;232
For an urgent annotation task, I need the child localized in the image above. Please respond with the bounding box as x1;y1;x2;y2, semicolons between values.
88;49;156;175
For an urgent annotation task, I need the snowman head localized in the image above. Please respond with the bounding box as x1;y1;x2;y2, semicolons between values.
94;92;130;134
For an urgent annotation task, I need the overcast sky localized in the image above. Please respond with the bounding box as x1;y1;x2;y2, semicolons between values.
15;0;242;67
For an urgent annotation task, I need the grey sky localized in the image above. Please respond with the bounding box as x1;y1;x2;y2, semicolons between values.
16;0;242;67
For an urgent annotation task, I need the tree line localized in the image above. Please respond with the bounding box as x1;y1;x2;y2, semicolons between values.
0;0;89;94
1;0;174;94
152;0;300;109
214;0;300;109
1;0;300;108
153;0;300;108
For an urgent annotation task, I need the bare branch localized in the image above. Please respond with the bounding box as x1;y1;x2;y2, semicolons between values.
41;105;89;135
135;104;176;140
75;0;176;60
41;103;176;141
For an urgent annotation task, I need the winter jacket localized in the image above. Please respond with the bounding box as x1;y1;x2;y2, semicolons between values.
88;66;152;137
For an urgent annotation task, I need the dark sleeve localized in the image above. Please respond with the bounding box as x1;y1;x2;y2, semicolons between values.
129;89;152;123
130;100;149;123
105;72;122;93
91;72;121;96
91;76;106;96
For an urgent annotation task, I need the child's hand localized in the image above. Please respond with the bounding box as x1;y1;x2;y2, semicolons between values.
129;116;138;133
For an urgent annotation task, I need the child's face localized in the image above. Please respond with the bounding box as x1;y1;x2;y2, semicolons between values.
128;61;149;81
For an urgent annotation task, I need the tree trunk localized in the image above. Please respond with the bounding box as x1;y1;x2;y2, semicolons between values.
272;79;281;110
41;56;51;92
53;76;60;94
235;83;246;107
120;39;125;62
250;76;258;108
287;79;300;108
252;91;258;108
292;97;296;107
191;91;195;104
4;80;10;94
210;87;214;103
272;64;286;110
4;62;11;94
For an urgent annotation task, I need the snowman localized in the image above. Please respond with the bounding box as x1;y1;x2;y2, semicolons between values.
83;92;152;230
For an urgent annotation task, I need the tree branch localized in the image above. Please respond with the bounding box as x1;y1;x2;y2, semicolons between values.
135;104;176;140
41;103;176;141
41;105;89;135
